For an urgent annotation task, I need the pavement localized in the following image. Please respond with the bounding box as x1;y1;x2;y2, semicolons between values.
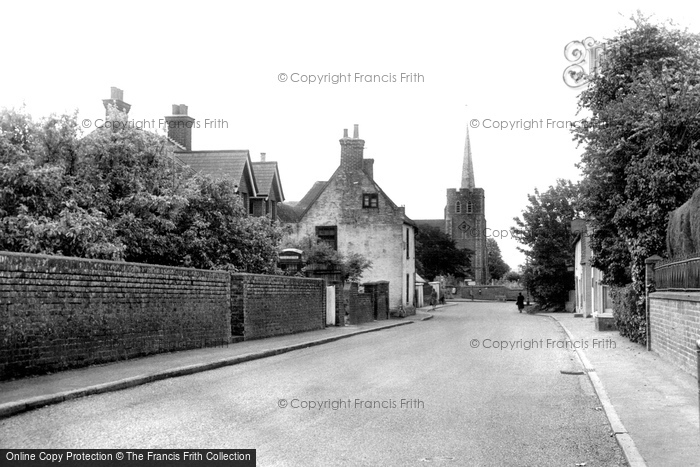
0;309;435;420
541;312;700;467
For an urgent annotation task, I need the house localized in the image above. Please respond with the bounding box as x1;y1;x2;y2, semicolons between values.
571;218;616;330
162;103;285;218
280;125;416;311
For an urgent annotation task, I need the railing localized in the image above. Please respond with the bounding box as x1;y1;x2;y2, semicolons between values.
654;255;700;291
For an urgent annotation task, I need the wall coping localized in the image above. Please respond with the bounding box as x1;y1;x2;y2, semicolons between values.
650;291;700;303
230;272;323;283
0;250;228;277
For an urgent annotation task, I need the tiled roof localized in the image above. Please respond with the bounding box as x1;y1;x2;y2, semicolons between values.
277;202;300;223
174;150;258;194
295;181;329;217
251;161;284;201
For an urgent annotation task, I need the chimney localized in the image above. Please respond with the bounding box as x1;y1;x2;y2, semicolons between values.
102;86;131;116
339;124;364;171
260;152;266;162
164;104;195;151
363;158;374;179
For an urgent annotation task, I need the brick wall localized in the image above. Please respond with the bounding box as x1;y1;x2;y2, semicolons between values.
649;292;700;378
231;273;324;340
0;251;230;380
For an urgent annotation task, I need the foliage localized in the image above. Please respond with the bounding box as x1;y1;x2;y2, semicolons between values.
280;233;373;282
573;14;700;340
486;238;510;280
503;270;521;283
0;106;281;273
511;179;581;308
610;284;646;344
415;225;471;281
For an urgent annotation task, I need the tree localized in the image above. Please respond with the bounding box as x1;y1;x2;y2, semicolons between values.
486;238;510;281
504;270;521;283
280;233;372;281
415;225;471;281
0;106;282;273
511;179;581;309
573;14;700;342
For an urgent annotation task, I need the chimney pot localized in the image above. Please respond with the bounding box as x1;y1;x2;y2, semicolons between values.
179;104;188;115
261;152;266;162
343;129;348;138
172;104;180;115
353;124;359;138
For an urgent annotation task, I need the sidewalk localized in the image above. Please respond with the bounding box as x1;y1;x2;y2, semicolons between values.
0;311;432;420
543;312;700;467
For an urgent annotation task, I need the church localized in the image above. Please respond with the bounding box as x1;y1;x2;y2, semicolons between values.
415;127;489;284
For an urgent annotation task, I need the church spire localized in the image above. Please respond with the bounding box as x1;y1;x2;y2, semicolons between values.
461;126;475;189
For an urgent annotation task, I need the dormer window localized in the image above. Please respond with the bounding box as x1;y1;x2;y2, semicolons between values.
455;201;461;213
363;193;378;208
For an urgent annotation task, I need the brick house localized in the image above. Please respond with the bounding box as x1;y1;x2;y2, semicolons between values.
280;125;416;311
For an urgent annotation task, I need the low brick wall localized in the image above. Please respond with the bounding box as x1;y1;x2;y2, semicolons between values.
231;274;324;340
0;251;230;380
649;291;700;379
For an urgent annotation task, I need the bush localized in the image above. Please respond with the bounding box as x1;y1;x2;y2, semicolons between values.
610;284;646;345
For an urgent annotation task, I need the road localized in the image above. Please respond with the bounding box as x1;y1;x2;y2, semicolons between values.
0;302;627;466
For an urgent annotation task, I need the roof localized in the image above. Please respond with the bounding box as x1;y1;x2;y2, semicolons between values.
277;202;300;223
414;219;444;231
295;181;329;218
251;161;285;201
174;150;258;195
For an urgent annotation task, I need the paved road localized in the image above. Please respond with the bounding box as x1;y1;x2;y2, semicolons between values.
0;302;627;466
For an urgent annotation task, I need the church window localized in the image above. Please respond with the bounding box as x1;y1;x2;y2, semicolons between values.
362;193;379;208
466;201;473;214
455;201;461;213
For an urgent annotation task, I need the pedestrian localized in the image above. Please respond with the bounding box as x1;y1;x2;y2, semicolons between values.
439;293;445;305
430;289;437;310
469;289;474;301
516;292;525;313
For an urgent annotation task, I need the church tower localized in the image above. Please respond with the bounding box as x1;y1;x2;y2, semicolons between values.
445;127;489;284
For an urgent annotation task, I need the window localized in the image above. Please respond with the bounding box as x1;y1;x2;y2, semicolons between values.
406;228;410;259
362;193;379;208
455;201;461;213
466;201;473;214
316;226;338;251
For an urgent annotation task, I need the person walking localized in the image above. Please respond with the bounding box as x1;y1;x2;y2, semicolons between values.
516;292;525;313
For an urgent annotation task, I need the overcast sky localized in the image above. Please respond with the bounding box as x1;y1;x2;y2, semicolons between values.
2;1;699;269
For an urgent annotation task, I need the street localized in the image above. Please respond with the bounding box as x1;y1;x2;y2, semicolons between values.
0;302;627;466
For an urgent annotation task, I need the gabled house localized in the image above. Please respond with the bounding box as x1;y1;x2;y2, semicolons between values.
161;102;285;217
280;125;416;311
250;153;284;219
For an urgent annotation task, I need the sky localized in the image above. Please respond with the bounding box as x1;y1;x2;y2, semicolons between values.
2;0;699;270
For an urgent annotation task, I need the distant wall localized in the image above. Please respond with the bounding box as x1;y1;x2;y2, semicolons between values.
0;251;230;380
231;274;325;340
649;292;700;379
456;286;524;301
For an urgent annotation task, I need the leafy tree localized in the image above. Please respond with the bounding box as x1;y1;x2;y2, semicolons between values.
573;15;700;342
486;238;510;280
504;270;521;283
415;225;471;281
280;233;372;281
511;179;581;308
0;106;282;273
